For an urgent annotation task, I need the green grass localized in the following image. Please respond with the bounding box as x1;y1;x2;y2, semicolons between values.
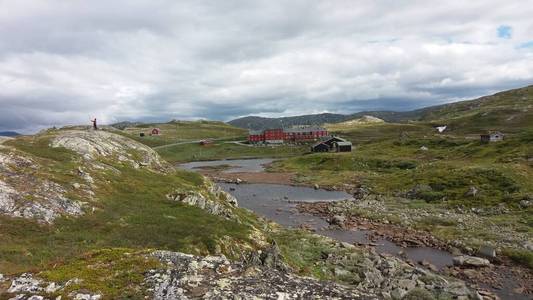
503;248;533;269
116;120;247;147
157;141;307;163
40;248;160;299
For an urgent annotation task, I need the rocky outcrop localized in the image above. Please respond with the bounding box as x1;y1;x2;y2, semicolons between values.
166;181;238;220
146;250;373;299
0;151;84;223
51;130;169;172
2;273;101;300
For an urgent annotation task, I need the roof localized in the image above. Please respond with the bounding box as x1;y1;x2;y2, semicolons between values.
335;141;352;146
321;136;347;143
249;130;263;135
312;142;329;148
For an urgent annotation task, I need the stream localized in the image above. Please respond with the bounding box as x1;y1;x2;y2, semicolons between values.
178;158;528;300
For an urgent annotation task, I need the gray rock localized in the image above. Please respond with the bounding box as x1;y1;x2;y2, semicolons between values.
7;273;43;293
478;245;496;258
72;294;102;300
329;215;346;226
465;186;479;197
453;255;491;267
51;130;169;172
524;241;533;251
519;199;531;208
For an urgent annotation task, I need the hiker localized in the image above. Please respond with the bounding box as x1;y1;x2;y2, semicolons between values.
91;118;98;130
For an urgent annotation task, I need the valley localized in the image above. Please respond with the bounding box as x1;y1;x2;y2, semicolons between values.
0;85;532;300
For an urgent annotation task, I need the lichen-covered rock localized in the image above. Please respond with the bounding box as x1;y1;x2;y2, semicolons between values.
166;182;238;220
51;130;169;172
0;177;83;224
7;273;43;294
146;250;373;299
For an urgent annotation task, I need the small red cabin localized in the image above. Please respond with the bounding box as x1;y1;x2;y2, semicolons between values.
151;128;161;135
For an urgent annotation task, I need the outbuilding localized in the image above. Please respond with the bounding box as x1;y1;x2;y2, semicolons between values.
151;128;161;135
480;131;504;142
334;141;353;152
311;142;330;152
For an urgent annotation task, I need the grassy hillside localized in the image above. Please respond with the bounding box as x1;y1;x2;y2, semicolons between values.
116;120;247;147
0;130;261;275
416;85;533;134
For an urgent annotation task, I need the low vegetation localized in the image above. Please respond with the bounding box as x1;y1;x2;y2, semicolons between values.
157;141;307;163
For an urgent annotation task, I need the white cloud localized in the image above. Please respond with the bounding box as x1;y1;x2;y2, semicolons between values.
0;0;532;132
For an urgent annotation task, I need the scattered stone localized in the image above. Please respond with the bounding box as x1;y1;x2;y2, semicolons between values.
419;260;438;272
465;186;479;197
420;146;429;151
478;245;496;258
453;255;491;267
72;293;102;300
524;241;533;251
329;215;346;226
519;199;531;208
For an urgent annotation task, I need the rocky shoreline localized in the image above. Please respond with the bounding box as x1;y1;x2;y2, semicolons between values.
197;165;532;300
296;201;533;299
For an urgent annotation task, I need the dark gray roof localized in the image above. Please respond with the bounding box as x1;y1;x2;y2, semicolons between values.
335;141;352;146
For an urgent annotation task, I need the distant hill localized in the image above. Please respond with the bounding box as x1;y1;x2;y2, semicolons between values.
227;113;349;130
228;85;533;133
0;131;20;137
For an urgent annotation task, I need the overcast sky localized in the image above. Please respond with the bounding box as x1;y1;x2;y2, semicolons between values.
1;1;533;132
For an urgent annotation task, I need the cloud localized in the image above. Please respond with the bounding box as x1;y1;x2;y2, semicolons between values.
0;0;532;132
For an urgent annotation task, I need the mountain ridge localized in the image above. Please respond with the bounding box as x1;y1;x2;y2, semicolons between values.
228;84;533;131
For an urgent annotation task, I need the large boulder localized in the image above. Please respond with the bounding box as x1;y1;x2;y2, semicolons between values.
166;182;238;220
51;130;169;172
453;255;491;267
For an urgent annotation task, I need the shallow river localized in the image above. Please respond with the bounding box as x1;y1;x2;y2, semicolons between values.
179;158;526;300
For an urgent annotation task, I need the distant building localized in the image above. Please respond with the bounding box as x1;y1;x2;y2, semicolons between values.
311;136;352;153
480;131;504;142
248;126;328;144
151;128;161;135
334;141;353;152
264;128;284;144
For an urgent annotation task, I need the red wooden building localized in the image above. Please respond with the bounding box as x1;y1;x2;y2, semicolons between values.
248;126;328;144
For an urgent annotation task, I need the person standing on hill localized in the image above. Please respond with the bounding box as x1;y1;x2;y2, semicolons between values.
91;118;98;130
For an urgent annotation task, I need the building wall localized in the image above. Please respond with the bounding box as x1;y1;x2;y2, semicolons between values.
249;128;328;144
